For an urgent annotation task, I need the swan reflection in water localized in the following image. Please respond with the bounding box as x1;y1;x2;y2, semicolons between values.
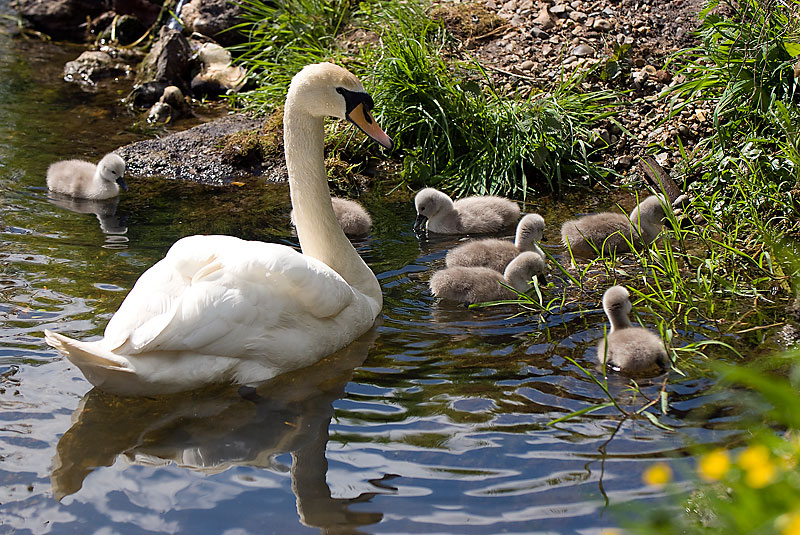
47;192;129;246
51;328;388;532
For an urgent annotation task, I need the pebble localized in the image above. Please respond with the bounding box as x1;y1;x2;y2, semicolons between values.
520;60;535;71
572;44;595;57
593;19;614;32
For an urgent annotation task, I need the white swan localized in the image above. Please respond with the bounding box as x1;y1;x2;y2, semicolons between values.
429;251;546;304
413;187;520;234
445;213;545;273
46;153;128;200
597;285;669;374
560;194;682;259
45;62;393;396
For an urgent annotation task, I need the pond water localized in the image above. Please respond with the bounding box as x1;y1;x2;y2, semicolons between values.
0;14;779;535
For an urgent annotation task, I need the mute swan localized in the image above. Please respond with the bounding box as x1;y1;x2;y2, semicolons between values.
45;62;393;396
429;251;546;304
291;197;372;238
561;194;679;259
46;153;128;200
413;187;520;234
597;285;669;374
445;213;545;273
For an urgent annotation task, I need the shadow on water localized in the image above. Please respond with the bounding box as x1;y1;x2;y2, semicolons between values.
51;328;386;533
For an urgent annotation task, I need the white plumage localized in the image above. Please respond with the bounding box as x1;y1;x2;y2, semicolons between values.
45;62;392;395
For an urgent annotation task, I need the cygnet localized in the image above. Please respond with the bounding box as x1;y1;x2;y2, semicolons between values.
331;197;372;237
291;196;372;238
597;285;669;374
46;153;127;200
429;251;546;305
560;194;676;259
445;213;546;273
413;187;520;234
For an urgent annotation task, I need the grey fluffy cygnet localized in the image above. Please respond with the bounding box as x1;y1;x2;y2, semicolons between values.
331;197;372;237
445;213;546;273
413;187;520;234
429;251;546;305
597;285;669;374
46;153;127;200
291;197;372;238
560;194;678;259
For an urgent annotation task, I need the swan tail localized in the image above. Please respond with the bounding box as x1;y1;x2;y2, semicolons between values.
44;330;135;373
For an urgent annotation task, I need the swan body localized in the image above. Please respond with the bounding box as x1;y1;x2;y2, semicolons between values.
445;213;545;273
45;62;392;396
429;251;546;304
291;197;372;237
46;153;128;200
413;188;520;234
560;194;670;259
597;285;668;374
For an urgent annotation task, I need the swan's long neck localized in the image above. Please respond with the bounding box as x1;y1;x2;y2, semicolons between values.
284;101;382;311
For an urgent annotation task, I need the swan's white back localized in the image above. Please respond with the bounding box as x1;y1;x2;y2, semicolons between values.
45;62;391;396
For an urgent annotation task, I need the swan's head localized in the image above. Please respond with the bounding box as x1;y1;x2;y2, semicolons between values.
602;285;633;329
413;188;453;230
287;62;392;150
503;251;546;293
97;153;127;192
515;213;546;249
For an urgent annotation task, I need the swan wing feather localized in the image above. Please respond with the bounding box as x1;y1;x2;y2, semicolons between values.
102;235;355;355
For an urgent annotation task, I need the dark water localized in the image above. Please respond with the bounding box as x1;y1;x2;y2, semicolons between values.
0;18;776;535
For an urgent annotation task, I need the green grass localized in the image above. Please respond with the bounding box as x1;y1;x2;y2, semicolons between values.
228;0;619;197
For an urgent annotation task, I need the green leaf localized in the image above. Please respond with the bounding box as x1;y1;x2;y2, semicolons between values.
784;40;800;57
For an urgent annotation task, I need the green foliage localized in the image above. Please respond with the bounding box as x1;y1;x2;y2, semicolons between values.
228;0;619;197
663;0;800;222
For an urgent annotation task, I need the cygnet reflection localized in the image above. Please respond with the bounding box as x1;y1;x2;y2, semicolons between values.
50;327;386;532
47;192;128;236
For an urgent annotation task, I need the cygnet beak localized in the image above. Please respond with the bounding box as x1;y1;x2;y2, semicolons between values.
116;177;129;192
413;214;427;231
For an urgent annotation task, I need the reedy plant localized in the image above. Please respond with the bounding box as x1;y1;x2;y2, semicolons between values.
361;7;619;197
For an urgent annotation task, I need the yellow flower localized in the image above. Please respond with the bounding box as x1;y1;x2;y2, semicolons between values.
738;444;771;470
698;448;730;482
745;460;776;488
599;530;622;535
775;511;800;535
643;462;673;487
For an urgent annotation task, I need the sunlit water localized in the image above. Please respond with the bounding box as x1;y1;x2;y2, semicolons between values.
0;16;777;535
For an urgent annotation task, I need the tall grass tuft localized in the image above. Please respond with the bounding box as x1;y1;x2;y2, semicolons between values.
362;8;618;197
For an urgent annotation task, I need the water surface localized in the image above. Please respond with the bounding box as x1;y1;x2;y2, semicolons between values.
0;20;778;535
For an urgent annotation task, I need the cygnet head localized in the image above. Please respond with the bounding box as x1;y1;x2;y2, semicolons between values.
602;285;633;330
504;251;547;292
515;213;546;250
414;188;453;230
97;153;127;192
631;195;668;225
286;62;392;150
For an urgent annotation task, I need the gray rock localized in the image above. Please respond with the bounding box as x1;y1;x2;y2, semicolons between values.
533;6;555;29
135;27;193;92
593;18;614;32
11;0;106;40
63;50;129;86
572;44;595;57
179;0;246;46
117;114;269;184
569;10;587;22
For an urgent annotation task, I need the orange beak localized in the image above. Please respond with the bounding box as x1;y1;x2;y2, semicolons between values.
347;102;393;150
